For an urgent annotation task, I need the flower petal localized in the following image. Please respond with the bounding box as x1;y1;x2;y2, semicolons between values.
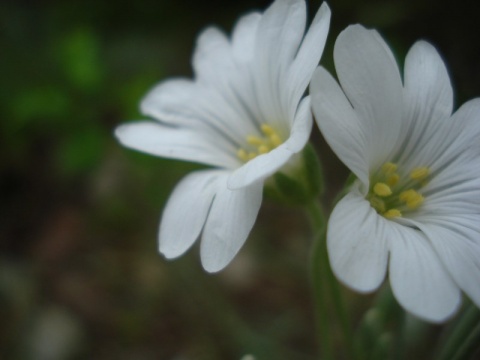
414;215;480;310
232;12;262;63
388;224;461;322
140;78;196;124
159;170;223;258
227;97;311;189
283;96;313;153
140;78;259;146
287;2;330;120
310;67;370;185
115;121;237;168
327;190;389;292
396;41;454;168
200;177;263;272
253;0;307;123
334;25;403;169
256;0;306;74
411;99;480;213
228;145;293;189
192;27;234;86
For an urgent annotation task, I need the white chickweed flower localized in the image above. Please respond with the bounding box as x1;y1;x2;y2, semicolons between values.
115;0;331;272
311;25;480;322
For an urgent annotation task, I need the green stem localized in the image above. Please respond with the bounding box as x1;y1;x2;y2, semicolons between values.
450;320;480;360
436;303;480;360
308;201;333;360
307;201;356;360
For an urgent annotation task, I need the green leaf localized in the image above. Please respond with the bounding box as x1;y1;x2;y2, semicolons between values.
302;143;324;197
59;27;103;92
273;172;310;205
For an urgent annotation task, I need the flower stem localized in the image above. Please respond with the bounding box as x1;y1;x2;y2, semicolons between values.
307;201;355;360
436;302;480;360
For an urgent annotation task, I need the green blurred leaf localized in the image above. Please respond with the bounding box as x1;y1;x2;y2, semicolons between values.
12;86;71;125
59;27;104;92
58;126;105;175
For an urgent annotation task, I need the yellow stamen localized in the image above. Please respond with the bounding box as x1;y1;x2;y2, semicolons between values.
269;134;282;147
386;173;400;187
382;162;398;174
410;167;430;180
258;145;269;154
368;162;429;219
399;189;424;209
399;189;418;203
406;194;424;209
237;149;249;162
384;209;402;219
373;182;392;197
261;124;275;136
237;123;284;163
246;135;263;146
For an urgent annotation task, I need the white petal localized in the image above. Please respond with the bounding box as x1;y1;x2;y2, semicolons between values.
327;190;389;292
227;96;312;190
226;97;311;189
115;121;237;168
140;79;258;149
310;67;370;185
283;96;313;153
287;2;331;119
388;225;461;322
414;216;480;310
253;0;307;123
228;145;293;189
409;99;480;212
159;170;223;258
232;12;262;62
256;0;306;73
451;98;480;147
396;41;454;166
140;78;196;124
334;25;403;170
140;79;256;140
200;178;263;272
192;27;234;85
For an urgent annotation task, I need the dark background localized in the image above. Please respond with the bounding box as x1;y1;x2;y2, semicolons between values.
1;0;479;359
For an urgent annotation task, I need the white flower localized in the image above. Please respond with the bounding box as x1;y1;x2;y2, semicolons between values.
115;0;331;272
310;25;480;322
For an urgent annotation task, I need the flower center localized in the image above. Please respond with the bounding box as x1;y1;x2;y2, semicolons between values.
367;162;429;219
237;123;283;162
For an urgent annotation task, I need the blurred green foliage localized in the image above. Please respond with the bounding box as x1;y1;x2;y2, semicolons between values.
0;0;479;359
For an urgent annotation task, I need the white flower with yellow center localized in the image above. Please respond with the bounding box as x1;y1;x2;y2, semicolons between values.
310;25;480;322
115;0;331;272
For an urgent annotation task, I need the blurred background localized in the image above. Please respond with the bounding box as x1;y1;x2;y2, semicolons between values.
1;0;479;359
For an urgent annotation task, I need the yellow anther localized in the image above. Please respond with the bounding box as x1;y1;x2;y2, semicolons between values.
258;145;269;154
246;135;263;146
382;162;398;174
386;173;400;187
384;209;402;219
399;189;424;209
406;194;424;209
269;134;282;147
261;124;275;136
368;162;428;217
237;123;283;163
237;149;249;162
399;189;417;203
410;167;430;181
373;182;392;197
